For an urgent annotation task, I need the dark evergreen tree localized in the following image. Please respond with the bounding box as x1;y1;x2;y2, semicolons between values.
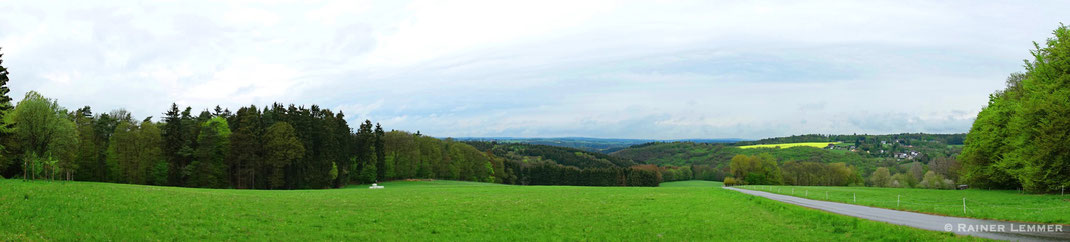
162;104;188;186
354;120;374;181
263;122;303;189
73;107;100;181
229;106;262;189
374;123;385;181
0;47;12;127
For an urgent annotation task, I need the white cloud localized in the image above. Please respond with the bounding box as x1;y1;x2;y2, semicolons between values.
0;0;1066;139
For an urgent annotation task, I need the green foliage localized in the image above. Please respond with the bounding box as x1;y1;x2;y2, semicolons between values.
0;89;507;189
378;132;512;184
729;154;781;185
354;120;375;181
961;24;1070;193
263;122;304;189
466;141;660;186
691;164;726;181
659;165;693;182
162;104;195;186
918;171;953;189
227;106;262;189
105;119;165;185
72;107;100;181
610;142;734;167
471;142;637;168
188;117;230;188
49;117;78;180
869;167;891;187
890;173;915;188
723;177;740;186
0;47;12;135
358;159;377;184
929;156;962;182
328;162;338;181
11;91;78;180
374;123;385;181
781;161;860;186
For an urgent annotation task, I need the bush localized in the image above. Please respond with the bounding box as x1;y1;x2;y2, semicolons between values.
362;164;377;184
919;171;954;189
892;173;917;188
869;167;891;187
724;177;740;186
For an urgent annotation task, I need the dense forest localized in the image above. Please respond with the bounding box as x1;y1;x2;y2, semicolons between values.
2;90;374;189
960;24;1070;193
464;142;661;186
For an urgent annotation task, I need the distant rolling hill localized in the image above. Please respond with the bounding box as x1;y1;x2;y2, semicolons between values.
450;137;747;153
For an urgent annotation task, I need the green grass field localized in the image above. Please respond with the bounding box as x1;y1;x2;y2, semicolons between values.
739;142;841;149
0;179;978;241
737;185;1070;225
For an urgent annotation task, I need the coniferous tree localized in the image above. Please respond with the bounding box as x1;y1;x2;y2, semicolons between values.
162;103;189;186
355;120;374;181
0;48;11;177
73;107;100;181
264;122;303;189
374;123;385;180
331;112;352;188
0;47;12;128
229;106;262;188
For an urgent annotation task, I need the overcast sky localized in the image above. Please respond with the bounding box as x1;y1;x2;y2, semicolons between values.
1;1;1066;139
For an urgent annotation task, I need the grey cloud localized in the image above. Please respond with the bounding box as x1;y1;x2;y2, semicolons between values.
1;0;1065;139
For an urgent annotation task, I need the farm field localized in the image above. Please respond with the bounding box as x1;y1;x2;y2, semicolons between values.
0;179;976;241
739;142;841;149
736;185;1070;225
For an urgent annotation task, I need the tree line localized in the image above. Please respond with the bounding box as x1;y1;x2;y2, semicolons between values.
721;154;865;187
2;91;372;189
960;24;1070;193
466;142;662;186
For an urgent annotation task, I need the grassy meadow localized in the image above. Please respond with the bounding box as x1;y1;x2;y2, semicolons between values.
738;142;841;149
736;185;1070;225
0;179;979;241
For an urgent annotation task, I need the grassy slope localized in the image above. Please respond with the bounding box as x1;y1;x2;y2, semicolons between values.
737;185;1070;225
0;179;977;241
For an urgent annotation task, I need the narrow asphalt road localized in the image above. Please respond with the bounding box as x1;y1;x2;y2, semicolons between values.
723;187;1070;241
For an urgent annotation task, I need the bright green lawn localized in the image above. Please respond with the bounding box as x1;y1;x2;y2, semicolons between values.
739;142;840;149
659;180;725;187
737;185;1070;225
0;179;978;241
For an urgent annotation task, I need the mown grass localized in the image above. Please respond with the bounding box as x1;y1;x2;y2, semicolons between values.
737;185;1070;225
739;142;841;149
0;179;979;241
659;180;725;187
